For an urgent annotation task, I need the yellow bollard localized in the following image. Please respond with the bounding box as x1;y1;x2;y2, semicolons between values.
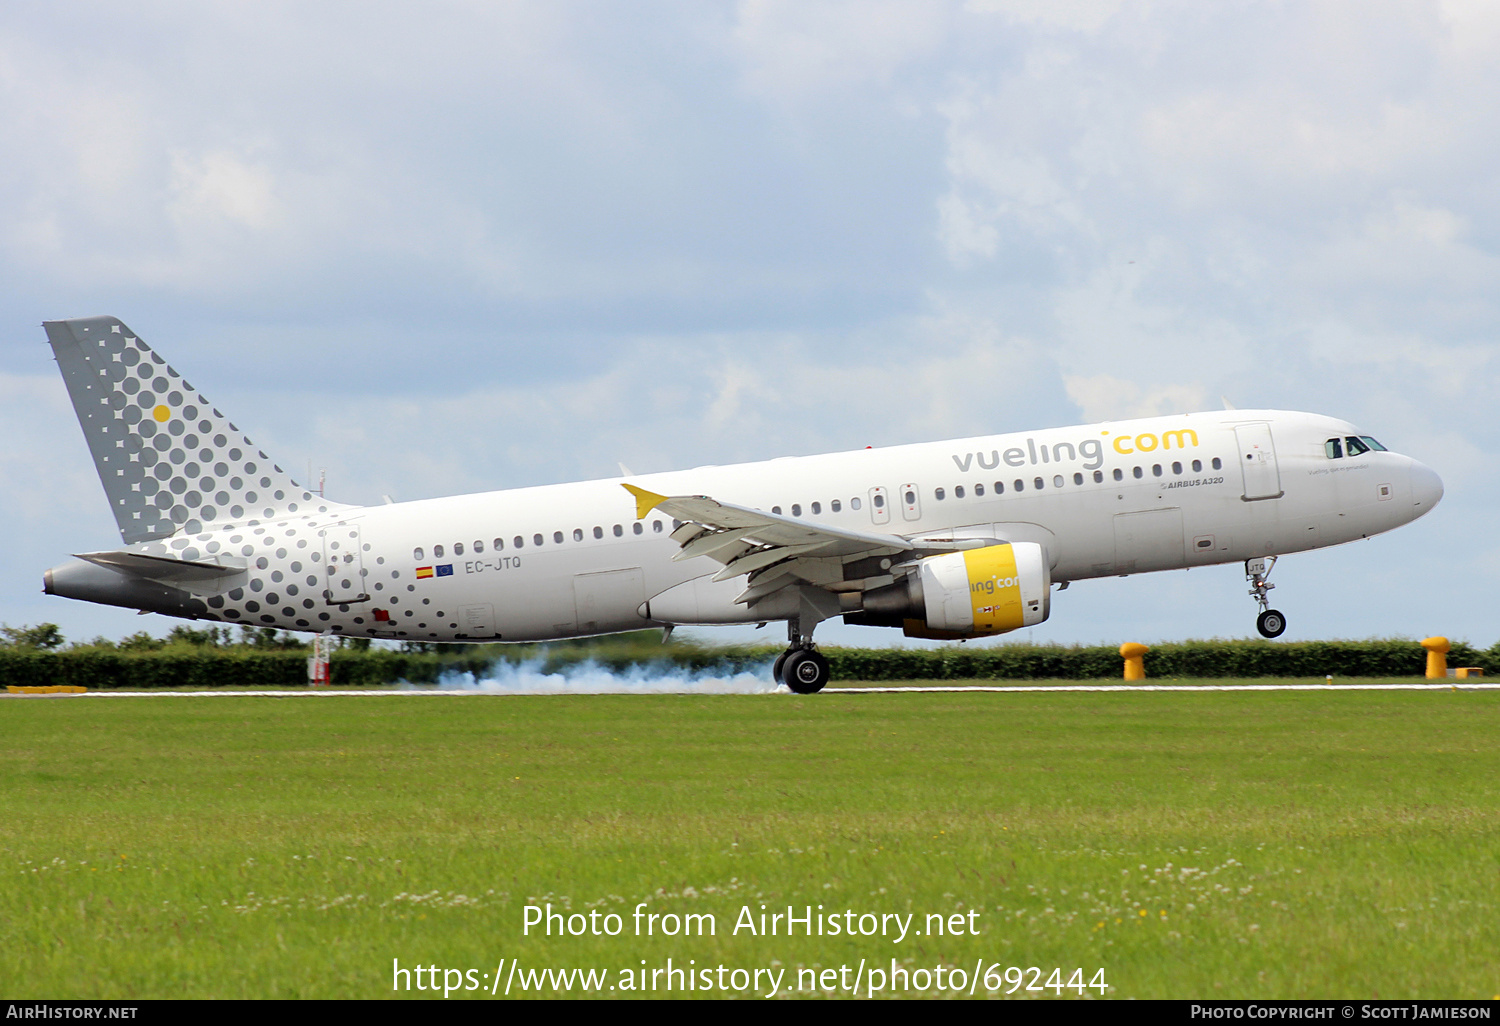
1121;642;1148;681
1421;637;1449;679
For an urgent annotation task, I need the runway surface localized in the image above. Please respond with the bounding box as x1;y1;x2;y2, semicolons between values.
4;683;1497;697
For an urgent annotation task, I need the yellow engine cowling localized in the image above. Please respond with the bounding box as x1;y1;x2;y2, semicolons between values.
851;542;1051;640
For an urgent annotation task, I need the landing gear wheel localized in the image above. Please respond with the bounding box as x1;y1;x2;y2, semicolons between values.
1257;609;1287;639
781;649;830;694
772;650;790;686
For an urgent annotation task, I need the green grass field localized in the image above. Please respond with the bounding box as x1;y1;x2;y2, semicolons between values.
2;684;1497;999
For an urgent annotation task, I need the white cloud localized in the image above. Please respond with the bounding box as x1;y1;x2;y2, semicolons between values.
1063;374;1207;423
734;0;952;100
168;150;280;233
966;0;1130;35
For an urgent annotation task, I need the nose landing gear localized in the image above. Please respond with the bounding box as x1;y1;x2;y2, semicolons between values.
775;618;830;694
1246;557;1287;638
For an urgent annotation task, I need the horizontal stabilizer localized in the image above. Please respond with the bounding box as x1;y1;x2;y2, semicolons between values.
75;550;247;585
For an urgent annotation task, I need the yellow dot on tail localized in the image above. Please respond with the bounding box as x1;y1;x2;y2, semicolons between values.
152;405;170;422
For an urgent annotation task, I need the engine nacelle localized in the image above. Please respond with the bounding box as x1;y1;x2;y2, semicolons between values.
848;542;1051;639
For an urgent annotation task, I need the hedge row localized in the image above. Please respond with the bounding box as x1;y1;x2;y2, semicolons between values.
823;639;1491;681
0;649;489;690
2;639;1486;688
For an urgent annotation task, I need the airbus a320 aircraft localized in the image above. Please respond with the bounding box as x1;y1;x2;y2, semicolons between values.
40;317;1443;693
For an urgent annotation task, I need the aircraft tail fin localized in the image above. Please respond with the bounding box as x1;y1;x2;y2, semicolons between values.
43;316;353;544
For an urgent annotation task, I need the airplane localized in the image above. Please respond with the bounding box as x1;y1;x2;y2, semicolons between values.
40;316;1444;693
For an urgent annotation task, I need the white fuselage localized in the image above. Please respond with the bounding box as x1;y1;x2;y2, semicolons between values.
145;409;1438;643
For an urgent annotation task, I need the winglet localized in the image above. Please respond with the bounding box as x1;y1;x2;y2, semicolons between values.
622;483;667;520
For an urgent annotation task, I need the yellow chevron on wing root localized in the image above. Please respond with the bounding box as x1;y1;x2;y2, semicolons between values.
622;483;668;520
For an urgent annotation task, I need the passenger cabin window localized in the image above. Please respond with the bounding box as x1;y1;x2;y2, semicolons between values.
1014;479;1024;492
474;540;484;553
514;536;524;549
831;499;842;512
974;484;984;496
1325;438;1344;459
791;504;802;516
454;542;464;555
1073;473;1084;485
594;526;603;539
1034;477;1045;490
494;538;504;551
955;485;965;499
1133;467;1143;479
872;495;884;509
811;501;821;514
533;534;543;546
613;525;623;537
772;506;782;514
573;529;583;542
850;497;861;510
1172;462;1182;474
413;547;424;561
1152;464;1163;477
1191;460;1202;472
653;520;663;532
633;522;643;534
1093;471;1104;483
1212;458;1222;470
934;488;945;501
1053;475;1064;488
434;544;444;558
904;490;916;505
552;531;563;544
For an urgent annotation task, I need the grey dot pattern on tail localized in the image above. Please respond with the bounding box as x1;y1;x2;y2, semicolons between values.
63;317;339;542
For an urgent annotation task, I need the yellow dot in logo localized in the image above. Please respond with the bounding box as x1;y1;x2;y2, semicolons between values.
152;405;170;423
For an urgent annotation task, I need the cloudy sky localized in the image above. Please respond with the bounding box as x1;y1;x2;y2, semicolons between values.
2;1;1495;649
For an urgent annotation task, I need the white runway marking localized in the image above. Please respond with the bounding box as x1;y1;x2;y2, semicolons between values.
3;682;1496;697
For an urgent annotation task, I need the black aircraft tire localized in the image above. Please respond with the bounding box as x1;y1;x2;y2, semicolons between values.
772;650;790;686
1257;609;1287;639
782;650;830;694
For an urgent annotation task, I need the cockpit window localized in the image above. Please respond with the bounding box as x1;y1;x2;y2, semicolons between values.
1325;438;1343;459
1344;436;1370;456
1360;436;1387;452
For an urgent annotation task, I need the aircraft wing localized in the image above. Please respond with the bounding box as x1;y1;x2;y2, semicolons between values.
624;484;926;606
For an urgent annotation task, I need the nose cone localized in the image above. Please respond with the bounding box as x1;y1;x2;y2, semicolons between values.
1410;461;1443;514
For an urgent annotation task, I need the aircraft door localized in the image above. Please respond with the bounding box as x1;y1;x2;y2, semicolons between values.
1234;423;1284;501
900;483;922;522
320;522;369;604
868;486;890;525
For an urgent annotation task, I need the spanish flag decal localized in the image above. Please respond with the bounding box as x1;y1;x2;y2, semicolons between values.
415;566;434;579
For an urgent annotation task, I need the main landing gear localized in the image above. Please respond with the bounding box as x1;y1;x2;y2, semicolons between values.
775;619;830;694
1246;557;1287;639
